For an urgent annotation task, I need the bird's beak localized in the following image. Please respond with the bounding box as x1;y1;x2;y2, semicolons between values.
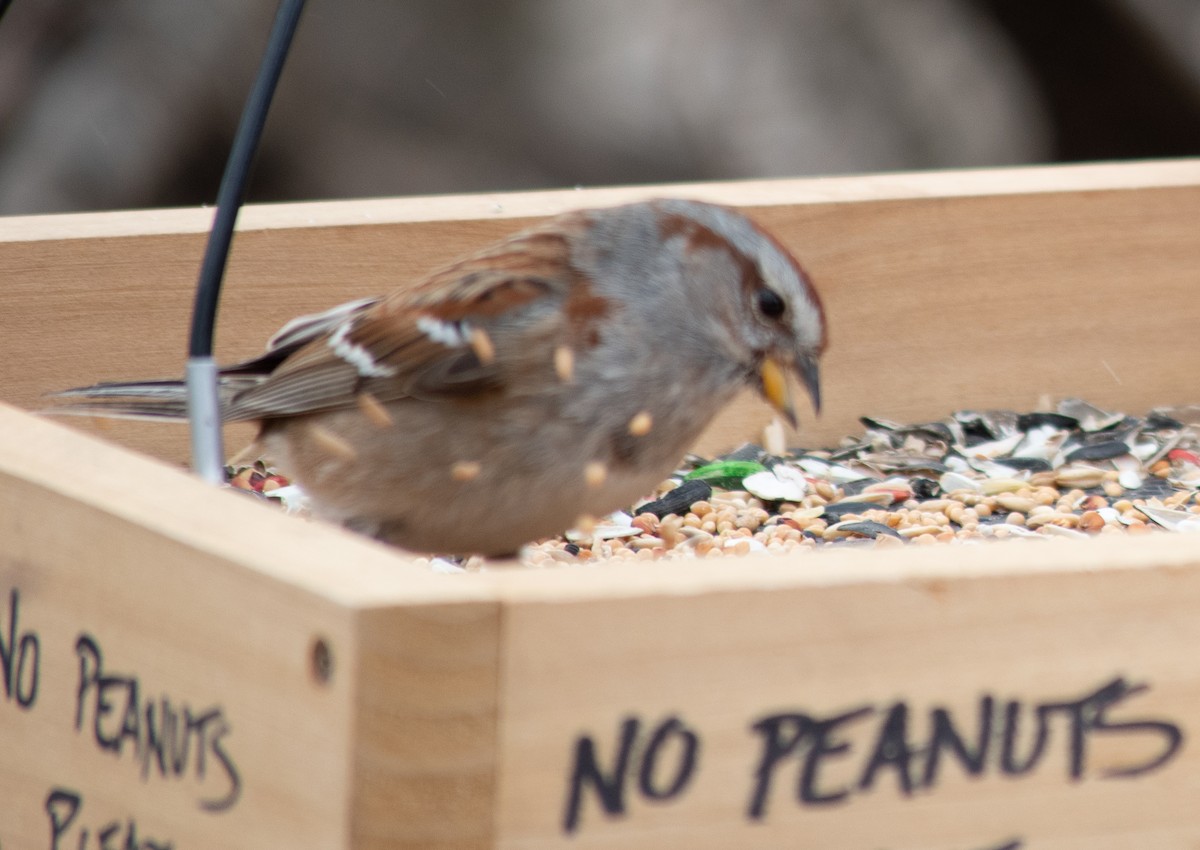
758;353;821;429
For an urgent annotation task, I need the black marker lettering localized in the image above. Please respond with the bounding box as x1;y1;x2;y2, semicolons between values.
923;696;993;786
858;702;917;797
45;787;82;850
1089;677;1184;779
562;716;639;833
747;705;872;819
73;631;242;812
75;634;103;732
202;715;243;812
999;699;1049;776
637;716;699;801
1;588;40;710
798;706;873;806
747;713;809;819
97;820;121;850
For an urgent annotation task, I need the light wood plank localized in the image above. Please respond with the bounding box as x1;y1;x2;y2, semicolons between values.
492;536;1200;849
5;159;1199;463
351;604;500;850
0;410;358;849
0;403;497;848
4;161;1200;848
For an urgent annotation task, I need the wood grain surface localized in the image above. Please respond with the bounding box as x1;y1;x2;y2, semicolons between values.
5;158;1199;463
4;161;1200;848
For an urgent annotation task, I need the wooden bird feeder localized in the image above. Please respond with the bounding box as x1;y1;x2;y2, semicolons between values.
3;159;1200;849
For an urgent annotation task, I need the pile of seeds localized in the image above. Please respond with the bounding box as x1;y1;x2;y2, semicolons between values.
229;398;1200;569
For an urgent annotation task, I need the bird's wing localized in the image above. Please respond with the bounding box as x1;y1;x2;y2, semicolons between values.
225;225;596;420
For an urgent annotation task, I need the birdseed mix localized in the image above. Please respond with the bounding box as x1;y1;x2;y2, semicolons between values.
229;398;1200;571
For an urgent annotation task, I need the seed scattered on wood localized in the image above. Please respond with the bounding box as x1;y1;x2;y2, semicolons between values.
1055;466;1106;489
899;524;945;538
356;392;394;429
308;424;357;460
574;514;598;535
554;346;575;382
994;493;1037;514
637;479;713;519
629;535;665;551
659;516;685;548
1065;441;1130;463
1026;511;1078;529
230;467;264;491
628;411;653;437
763;418;787;456
585;461;608;488
835;520;900;540
451;460;482;481
249;397;1200;568
980;478;1026;495
822;501;883;520
469;327;496;364
1040;523;1089;540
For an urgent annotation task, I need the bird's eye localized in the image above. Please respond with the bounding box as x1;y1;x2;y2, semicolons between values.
755;287;786;320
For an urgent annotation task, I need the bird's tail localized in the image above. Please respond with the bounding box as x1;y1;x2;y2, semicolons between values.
46;298;380;425
47;379;199;421
45;376;263;423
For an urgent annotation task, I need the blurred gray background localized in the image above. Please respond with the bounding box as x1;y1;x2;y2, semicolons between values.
0;0;1198;215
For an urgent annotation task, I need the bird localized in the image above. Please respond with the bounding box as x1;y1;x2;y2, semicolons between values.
51;199;827;556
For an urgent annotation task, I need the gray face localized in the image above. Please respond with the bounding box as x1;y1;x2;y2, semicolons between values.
575;199;825;415
653;197;826;359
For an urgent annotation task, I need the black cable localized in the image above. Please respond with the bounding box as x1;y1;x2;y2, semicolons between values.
188;0;306;359
186;0;305;483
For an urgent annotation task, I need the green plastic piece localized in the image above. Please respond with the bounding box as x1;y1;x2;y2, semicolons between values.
684;460;767;490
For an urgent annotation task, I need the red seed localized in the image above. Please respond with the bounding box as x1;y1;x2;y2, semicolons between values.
1168;449;1200;466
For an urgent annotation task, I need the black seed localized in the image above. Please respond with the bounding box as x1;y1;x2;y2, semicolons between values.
911;477;940;499
830;535;879;547
838;479;872;497
874;458;949;475
906;422;956;443
1002;456;1054;472
1114;415;1141;432
1146;412;1184;430
1123;478;1177;501
822;501;885;520
1017;412;1079;430
960;430;995;447
564;543;581;556
862;417;956;445
838;520;902;540
828;441;871;461
955;410;1017;441
636;479;713;518
859;415;905;431
1064;441;1131;462
719;442;765;463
